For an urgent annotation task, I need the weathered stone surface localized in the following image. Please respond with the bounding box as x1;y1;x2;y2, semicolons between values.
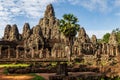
22;23;31;40
3;24;11;40
38;4;60;40
109;32;117;45
77;27;90;43
26;25;44;48
9;24;20;41
52;43;66;58
91;35;97;44
44;4;55;18
56;63;68;76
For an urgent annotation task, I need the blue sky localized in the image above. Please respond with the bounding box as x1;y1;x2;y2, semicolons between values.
0;0;120;39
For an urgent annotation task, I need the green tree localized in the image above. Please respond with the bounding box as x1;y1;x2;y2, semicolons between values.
102;33;110;43
59;14;80;61
112;28;120;44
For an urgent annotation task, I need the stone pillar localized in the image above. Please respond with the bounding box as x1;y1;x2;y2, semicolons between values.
111;46;114;56
111;45;114;56
56;50;58;58
24;49;27;58
8;46;10;59
60;50;62;58
78;46;81;56
46;49;50;58
0;46;1;57
39;49;43;58
102;43;104;54
106;44;109;55
52;50;55;58
16;47;19;59
115;46;117;56
61;50;63;57
110;45;112;56
65;46;70;62
57;50;60;58
113;46;117;56
116;46;119;56
31;48;34;58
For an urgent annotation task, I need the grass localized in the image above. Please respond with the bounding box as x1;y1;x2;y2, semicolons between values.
30;73;45;80
3;69;45;80
0;64;45;80
51;62;57;66
3;68;9;74
0;63;29;68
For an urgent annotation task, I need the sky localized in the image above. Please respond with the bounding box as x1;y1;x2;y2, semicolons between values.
0;0;120;39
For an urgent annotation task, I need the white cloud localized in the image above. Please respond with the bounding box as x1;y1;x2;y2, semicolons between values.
68;0;120;17
114;0;120;7
0;5;3;10
11;7;21;13
19;0;57;18
68;0;109;12
115;12;120;16
0;0;57;19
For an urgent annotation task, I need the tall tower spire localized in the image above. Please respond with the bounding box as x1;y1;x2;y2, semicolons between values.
44;4;55;18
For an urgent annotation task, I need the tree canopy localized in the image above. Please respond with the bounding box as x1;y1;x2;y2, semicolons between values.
112;28;120;44
102;33;110;43
59;14;80;38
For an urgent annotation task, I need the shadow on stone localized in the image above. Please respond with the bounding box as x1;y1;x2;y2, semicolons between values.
56;63;68;76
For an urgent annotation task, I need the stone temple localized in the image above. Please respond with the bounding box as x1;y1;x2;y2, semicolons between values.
0;4;120;63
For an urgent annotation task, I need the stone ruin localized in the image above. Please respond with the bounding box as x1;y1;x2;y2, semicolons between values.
0;4;120;64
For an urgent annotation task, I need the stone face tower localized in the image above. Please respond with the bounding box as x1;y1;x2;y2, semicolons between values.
77;27;90;43
109;32;118;45
39;4;60;40
22;23;31;40
3;24;20;41
3;24;11;40
91;35;97;44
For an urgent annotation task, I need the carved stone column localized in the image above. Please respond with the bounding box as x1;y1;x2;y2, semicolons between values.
111;45;114;56
16;47;19;59
115;46;118;56
65;46;70;62
102;43;104;54
8;46;10;59
0;46;2;57
109;45;112;56
24;49;27;58
107;44;110;55
31;48;34;58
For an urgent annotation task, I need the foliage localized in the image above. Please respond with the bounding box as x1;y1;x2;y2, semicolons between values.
112;28;120;44
102;33;110;43
59;14;80;38
51;62;57;67
0;63;29;68
31;73;45;80
3;68;9;74
113;76;120;80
